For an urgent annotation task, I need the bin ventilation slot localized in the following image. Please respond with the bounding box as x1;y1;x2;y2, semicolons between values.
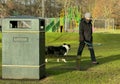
10;21;31;29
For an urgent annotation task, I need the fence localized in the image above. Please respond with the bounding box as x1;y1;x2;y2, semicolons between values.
93;19;115;30
0;18;116;33
45;18;116;32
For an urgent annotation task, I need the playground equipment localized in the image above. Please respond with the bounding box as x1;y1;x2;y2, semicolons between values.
45;6;81;32
45;18;60;32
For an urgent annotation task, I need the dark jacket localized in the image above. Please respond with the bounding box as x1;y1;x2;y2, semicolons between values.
79;18;93;42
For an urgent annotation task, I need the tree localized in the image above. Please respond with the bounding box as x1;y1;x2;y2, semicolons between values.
92;0;119;19
0;3;7;17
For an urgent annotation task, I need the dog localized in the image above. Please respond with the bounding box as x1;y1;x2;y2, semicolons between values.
45;43;70;63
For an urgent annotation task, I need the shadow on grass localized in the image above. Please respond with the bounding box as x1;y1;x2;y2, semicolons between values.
46;54;120;76
46;59;77;76
0;54;120;78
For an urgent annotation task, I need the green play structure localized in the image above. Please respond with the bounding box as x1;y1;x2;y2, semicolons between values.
45;18;60;32
45;6;81;32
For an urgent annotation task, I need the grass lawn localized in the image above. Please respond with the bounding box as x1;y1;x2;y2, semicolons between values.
0;30;120;84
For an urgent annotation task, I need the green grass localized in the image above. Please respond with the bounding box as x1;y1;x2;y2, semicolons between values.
0;31;120;84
